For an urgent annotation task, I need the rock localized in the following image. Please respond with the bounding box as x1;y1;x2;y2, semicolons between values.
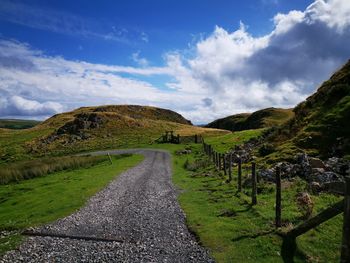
296;192;314;219
258;169;275;181
309;157;326;169
309;181;322;194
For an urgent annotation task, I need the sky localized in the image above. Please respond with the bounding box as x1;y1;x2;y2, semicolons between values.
0;0;350;124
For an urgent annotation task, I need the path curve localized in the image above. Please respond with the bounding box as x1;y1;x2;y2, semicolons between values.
1;149;213;262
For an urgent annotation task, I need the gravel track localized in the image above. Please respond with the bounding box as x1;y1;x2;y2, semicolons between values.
1;149;213;262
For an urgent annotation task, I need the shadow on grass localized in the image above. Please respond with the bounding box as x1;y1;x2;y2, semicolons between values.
231;229;275;242
280;236;309;263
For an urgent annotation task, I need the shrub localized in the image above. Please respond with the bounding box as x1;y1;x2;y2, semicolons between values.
258;143;276;156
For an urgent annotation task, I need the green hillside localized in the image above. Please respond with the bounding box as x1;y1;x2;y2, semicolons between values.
206;108;294;131
0;105;228;163
265;60;350;160
0;119;41;130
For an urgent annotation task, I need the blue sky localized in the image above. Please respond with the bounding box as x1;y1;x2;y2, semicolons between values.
0;0;349;123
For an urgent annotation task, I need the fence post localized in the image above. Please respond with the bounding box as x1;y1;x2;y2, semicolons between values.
223;154;227;176
216;152;219;169
238;158;242;192
228;153;232;182
276;166;282;228
195;134;198;144
341;174;350;262
252;162;257;205
218;153;222;170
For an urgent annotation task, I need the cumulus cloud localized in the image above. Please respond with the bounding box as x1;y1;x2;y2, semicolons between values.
0;0;349;123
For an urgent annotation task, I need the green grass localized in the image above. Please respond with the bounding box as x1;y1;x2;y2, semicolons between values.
0;153;143;255
170;143;343;262
204;129;265;153
0;119;41;130
0;155;107;184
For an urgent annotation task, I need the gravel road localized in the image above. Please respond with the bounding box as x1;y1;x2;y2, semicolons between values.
1;149;214;262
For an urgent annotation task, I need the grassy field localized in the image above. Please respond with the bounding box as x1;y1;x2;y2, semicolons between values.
204;129;265;153
0;154;143;255
0;119;41;130
156;139;343;262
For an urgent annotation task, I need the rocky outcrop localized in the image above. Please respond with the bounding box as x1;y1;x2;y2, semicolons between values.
258;153;349;185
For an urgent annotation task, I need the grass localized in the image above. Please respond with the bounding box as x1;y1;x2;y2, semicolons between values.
0;155;107;184
169;143;343;262
0;153;143;255
204;129;265;153
0;119;41;130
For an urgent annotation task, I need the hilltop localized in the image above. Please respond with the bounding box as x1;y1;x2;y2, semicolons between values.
264;60;350;160
206;108;294;131
0;105;228;163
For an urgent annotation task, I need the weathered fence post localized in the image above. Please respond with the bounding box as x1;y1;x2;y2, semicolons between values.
216;152;220;169
276;166;282;228
238;158;242;192
228;153;232;182
252;162;257;205
218;153;222;170
223;154;227;176
341;174;350;262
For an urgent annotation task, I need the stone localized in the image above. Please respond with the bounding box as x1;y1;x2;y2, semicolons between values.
309;181;322;194
308;157;326;169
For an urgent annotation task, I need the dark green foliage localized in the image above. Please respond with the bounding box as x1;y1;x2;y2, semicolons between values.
258;143;276;156
0;119;41;129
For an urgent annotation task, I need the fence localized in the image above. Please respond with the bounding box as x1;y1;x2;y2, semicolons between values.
156;131;203;144
202;140;350;262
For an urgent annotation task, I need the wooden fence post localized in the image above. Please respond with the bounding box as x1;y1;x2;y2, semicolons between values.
228;153;232;182
218;153;222;170
276;166;282;228
238;158;242;192
223;154;227;176
341;175;350;262
252;162;257;205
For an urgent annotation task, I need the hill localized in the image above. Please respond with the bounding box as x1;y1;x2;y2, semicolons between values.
206;108;294;131
265;60;350;160
0;105;228;163
0;119;41;129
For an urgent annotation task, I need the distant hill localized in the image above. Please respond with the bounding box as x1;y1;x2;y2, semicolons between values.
266;60;350;160
206;108;294;131
0;119;41;129
0;105;228;163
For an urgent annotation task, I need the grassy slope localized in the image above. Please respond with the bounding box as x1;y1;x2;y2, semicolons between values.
206;108;294;132
204;129;265;153
0;154;143;255
0;119;41;130
266;60;350;160
169;141;342;262
0;105;228;164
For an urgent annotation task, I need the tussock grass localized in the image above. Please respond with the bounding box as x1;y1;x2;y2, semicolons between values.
0;155;107;184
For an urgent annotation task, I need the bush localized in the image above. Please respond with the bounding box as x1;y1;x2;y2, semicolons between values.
258;143;276;156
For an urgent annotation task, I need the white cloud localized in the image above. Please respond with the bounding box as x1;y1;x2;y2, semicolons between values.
131;51;149;67
0;0;350;124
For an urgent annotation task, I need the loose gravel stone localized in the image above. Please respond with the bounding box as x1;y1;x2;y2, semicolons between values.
1;149;213;262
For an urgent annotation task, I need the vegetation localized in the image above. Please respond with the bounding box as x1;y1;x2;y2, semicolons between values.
170;143;343;262
0;154;143;255
204;129;265;153
0;119;41;130
265;60;350;160
0;105;228;164
206;108;294;132
0;155;107;184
